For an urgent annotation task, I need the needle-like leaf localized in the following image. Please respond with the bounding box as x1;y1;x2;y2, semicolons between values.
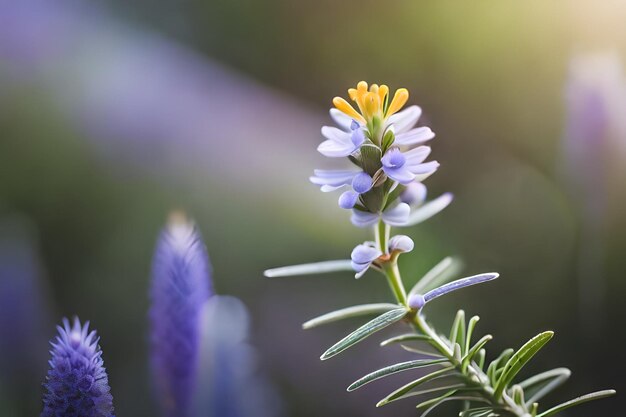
263;260;352;277
320;308;408;360
303;303;400;329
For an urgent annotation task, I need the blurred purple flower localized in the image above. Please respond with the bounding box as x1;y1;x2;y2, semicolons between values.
0;215;51;415
194;296;283;417
42;317;115;417
149;214;213;417
561;52;626;332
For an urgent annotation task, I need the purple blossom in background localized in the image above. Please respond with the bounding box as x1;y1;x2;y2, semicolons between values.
0;215;50;415
561;52;626;333
194;296;283;417
149;214;213;417
42;317;115;417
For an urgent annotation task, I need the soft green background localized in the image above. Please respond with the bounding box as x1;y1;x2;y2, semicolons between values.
1;1;625;416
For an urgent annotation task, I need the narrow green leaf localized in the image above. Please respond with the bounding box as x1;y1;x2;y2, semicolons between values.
320;308;408;360
460;407;507;417
518;368;571;406
380;333;432;346
476;349;486;370
377;366;456;406
536;390;616;417
264;260;352;277
462;335;492;371
487;348;514;386
347;358;449;391
409;256;462;295
418;393;488;416
303;303;400;329
449;310;466;349
494;331;554;399
465;316;480;355
399;344;443;357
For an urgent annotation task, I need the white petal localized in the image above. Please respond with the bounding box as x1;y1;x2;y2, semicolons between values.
409;160;439;175
403;193;453;227
388;235;414;253
386;105;422;133
321;126;352;144
317;139;357;157
310;170;357;187
395;127;435;146
404;146;432;165
330;108;354;131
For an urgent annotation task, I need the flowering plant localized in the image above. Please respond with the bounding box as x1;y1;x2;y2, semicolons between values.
266;81;615;416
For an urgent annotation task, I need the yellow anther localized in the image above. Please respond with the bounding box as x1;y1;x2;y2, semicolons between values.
378;85;389;105
362;92;380;119
386;88;409;117
348;88;358;101
333;97;366;123
357;81;368;94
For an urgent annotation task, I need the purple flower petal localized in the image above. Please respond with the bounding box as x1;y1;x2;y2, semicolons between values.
382;203;411;226
352;172;373;194
407;293;426;310
350;243;382;264
400;182;428;205
350;242;382;278
338;191;359;209
350;210;379;228
388;235;414;253
383;166;415;184
351;128;365;147
381;148;406;169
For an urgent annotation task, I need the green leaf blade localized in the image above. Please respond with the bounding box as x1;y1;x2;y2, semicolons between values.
347;358;449;391
536;390;616;417
376;365;457;406
264;260;352;277
320;307;408;360
494;331;554;399
303;303;401;330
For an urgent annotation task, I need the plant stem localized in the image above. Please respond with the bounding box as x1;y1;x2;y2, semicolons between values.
382;258;526;416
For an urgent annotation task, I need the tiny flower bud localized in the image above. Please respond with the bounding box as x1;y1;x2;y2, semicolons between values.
338;191;359;209
408;293;426;310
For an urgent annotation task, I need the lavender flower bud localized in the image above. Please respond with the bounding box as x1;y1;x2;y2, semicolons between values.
408;293;426;310
149;213;213;417
400;182;427;206
41;318;114;417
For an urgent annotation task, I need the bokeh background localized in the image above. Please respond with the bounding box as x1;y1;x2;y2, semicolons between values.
1;1;625;416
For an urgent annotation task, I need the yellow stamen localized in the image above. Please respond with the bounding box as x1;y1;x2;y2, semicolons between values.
362;92;380;119
333;97;366;123
378;85;389;106
386;88;409;117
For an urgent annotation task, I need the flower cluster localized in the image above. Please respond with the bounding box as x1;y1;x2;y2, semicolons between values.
42;318;114;417
310;81;438;229
310;81;452;278
267;81;615;417
149;213;213;417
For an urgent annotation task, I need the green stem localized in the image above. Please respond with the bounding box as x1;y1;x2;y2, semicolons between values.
383;259;526;416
